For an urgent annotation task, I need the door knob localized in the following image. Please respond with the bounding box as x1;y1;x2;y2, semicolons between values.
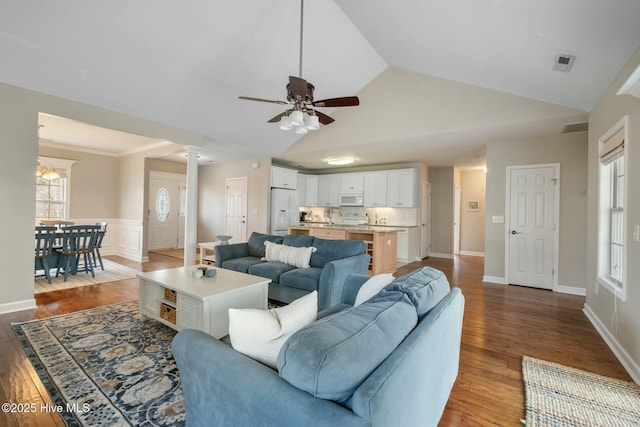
511;230;519;235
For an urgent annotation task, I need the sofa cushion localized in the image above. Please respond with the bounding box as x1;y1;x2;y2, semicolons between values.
222;257;264;274
249;261;296;283
247;232;284;258
277;291;417;403
354;273;395;306
384;266;450;319
279;267;323;292
310;238;366;268
263;241;317;268
283;234;315;248
229;291;318;369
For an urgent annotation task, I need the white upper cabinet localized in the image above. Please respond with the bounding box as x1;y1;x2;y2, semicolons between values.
363;172;387;207
340;173;364;193
386;169;417;207
271;166;297;190
298;174;318;207
317;175;341;207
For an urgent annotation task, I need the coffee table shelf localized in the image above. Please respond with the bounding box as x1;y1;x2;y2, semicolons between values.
138;265;270;339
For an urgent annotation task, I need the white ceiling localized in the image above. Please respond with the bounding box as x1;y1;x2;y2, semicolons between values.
3;1;640;170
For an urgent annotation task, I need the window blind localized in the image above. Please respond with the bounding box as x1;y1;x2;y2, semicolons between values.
600;128;624;165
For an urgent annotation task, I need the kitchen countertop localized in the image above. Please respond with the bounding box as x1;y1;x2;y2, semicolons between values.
292;223;410;232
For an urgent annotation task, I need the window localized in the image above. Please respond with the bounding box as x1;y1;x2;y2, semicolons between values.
35;157;76;225
36;176;67;221
597;117;627;300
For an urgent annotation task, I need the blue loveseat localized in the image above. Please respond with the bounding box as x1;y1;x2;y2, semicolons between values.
172;267;465;427
215;232;370;311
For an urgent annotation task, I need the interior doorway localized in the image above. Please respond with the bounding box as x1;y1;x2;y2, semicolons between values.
420;181;431;259
505;164;559;290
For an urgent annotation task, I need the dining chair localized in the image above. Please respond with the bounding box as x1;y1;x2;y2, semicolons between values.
92;222;108;270
34;226;57;284
55;225;101;281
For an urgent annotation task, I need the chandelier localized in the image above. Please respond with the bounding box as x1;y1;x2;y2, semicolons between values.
36;160;61;180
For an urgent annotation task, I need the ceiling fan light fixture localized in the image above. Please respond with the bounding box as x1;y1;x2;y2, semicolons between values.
290;110;304;126
279;116;293;130
326;157;355;166
294;124;308;135
306;114;319;130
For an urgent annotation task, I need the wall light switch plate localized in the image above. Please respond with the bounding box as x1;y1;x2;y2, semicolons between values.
634;225;640;242
492;216;504;224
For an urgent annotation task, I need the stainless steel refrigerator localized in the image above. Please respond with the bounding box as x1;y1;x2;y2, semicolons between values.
270;188;300;236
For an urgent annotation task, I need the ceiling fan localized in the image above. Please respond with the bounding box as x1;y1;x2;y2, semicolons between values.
238;0;359;133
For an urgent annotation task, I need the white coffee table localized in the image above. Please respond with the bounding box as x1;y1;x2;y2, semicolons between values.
198;241;219;264
138;265;270;339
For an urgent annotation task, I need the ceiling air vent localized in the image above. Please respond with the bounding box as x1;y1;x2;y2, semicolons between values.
553;54;575;72
561;122;588;134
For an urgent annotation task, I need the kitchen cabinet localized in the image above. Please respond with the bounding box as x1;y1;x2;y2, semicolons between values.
340;173;364;192
317;175;340;207
297;174;318;207
271;166;298;190
387;169;417;207
308;228;346;240
304;175;318;206
363;172;387;207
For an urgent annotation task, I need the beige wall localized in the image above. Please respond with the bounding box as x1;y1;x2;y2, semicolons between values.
586;47;640;380
0;82;202;312
429;167;454;256
460;169;486;254
198;158;271;243
148;159;187;175
38;145;120;219
484;132;588;289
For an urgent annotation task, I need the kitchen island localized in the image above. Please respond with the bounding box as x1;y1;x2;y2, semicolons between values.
288;224;403;275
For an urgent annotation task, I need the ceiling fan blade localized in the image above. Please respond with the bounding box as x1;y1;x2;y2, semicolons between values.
239;96;288;105
313;96;360;108
268;110;293;123
314;110;335;125
288;76;309;100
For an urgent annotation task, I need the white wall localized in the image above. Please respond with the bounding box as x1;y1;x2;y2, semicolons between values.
586;47;640;382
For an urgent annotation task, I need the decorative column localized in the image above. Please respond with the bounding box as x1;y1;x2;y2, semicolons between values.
183;146;200;266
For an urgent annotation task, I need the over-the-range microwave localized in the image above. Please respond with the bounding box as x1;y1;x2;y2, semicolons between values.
339;192;364;206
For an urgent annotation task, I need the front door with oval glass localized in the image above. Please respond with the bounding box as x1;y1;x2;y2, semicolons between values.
149;175;184;251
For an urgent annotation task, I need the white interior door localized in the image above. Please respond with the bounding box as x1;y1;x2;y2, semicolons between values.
507;165;558;289
226;177;248;243
421;181;431;259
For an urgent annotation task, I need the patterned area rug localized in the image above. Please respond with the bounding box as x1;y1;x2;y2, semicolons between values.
13;301;185;426
34;259;140;294
522;356;640;427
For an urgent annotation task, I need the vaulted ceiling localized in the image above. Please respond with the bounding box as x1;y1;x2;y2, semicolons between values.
3;1;640;169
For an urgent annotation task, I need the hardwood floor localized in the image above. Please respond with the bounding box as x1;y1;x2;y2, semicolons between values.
0;254;630;426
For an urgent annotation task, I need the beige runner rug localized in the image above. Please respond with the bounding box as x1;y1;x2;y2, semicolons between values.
35;259;140;293
522;356;640;427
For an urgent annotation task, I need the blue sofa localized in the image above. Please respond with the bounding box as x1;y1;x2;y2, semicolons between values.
214;232;371;311
172;267;465;427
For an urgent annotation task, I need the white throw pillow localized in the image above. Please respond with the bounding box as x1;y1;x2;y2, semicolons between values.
262;241;316;268
228;291;318;369
354;274;395;306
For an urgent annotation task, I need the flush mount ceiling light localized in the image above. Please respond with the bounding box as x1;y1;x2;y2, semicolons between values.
326;157;355;166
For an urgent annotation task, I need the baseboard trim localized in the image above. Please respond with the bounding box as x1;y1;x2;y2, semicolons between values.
0;298;36;314
555;285;586;296
430;253;454;259
483;275;506;284
458;251;485;257
583;303;640;383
